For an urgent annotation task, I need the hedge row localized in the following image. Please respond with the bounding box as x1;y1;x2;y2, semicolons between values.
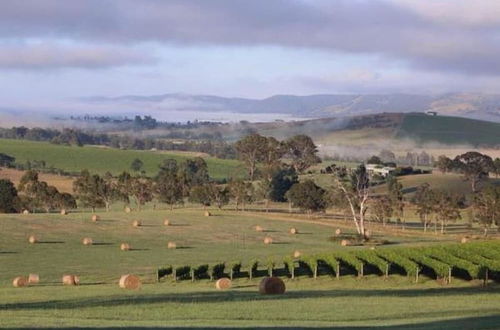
157;241;500;283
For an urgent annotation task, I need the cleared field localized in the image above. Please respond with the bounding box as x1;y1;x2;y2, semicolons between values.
0;167;74;193
0;208;499;328
0;277;498;328
0;139;245;180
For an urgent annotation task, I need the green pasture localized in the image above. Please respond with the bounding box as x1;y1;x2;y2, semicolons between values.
0;139;245;180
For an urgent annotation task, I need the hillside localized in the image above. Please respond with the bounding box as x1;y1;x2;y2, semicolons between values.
253;113;500;149
0;139;245;180
81;92;500;122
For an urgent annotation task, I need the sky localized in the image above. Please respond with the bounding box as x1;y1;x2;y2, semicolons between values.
1;0;500;115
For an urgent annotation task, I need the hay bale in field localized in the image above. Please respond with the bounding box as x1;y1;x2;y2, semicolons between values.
259;277;286;295
124;206;132;213
28;235;37;244
335;228;342;236
340;239;351;246
289;227;298;235
364;230;371;239
91;215;99;222
167;241;177;249
163;219;171;226
264;236;273;245
28;274;39;284
255;225;264;232
12;276;28;288
215;278;232;290
62;275;79;286
293;250;301;258
132;220;142;227
204;211;211;217
82;237;93;246
461;237;469;244
120;243;131;251
60;209;67;215
22;210;29;215
119;274;141;289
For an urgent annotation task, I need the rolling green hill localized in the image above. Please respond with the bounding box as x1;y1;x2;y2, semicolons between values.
253;113;500;147
396;113;500;146
0;139;245;180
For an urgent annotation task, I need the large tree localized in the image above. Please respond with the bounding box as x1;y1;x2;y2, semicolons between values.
413;183;435;232
228;180;254;211
371;196;393;226
331;165;370;239
472;186;500;236
155;160;184;210
73;171;123;212
387;175;405;227
286;180;326;216
435;155;453;174
178;157;210;195
0;179;18;213
433;191;462;234
285;135;321;173
235;133;268;180
453;152;494;192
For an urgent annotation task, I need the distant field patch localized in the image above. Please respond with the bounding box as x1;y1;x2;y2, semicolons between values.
0;139;245;180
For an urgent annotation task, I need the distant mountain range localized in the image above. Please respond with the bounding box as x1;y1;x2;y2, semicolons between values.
83;92;500;122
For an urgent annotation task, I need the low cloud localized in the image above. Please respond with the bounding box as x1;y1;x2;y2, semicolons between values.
0;44;156;70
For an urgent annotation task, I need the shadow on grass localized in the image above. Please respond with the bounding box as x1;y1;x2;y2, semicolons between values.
1;286;498;311
4;315;500;329
38;241;65;244
0;251;17;254
92;242;114;246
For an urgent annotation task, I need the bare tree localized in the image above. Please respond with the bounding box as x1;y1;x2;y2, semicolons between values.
331;165;370;239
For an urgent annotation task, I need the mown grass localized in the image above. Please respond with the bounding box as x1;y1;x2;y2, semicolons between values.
0;139;245;180
0;277;498;328
0;208;499;328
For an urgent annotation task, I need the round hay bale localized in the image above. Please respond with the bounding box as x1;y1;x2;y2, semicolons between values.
341;239;351;247
132;220;142;227
28;274;40;284
60;209;67;215
119;274;141;290
370;246;376;250
167;241;177;249
293;250;301;258
215;278;232;290
364;230;371;239
62;275;79;286
12;276;28;288
264;237;273;245
461;237;469;244
204;211;211;217
163;219;171;226
82;237;93;246
120;243;131;251
28;235;37;244
125;206;132;213
91;214;99;222
22;210;30;215
289;227;298;235
255;225;264;232
335;228;342;236
259;277;286;295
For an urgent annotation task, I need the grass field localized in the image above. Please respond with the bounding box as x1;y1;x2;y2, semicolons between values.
1;208;499;328
0;139;245;180
397;114;500;146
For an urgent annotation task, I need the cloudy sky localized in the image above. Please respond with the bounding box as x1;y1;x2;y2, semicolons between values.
1;0;500;110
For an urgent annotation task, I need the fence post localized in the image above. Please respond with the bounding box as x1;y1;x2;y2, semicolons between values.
336;264;340;279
